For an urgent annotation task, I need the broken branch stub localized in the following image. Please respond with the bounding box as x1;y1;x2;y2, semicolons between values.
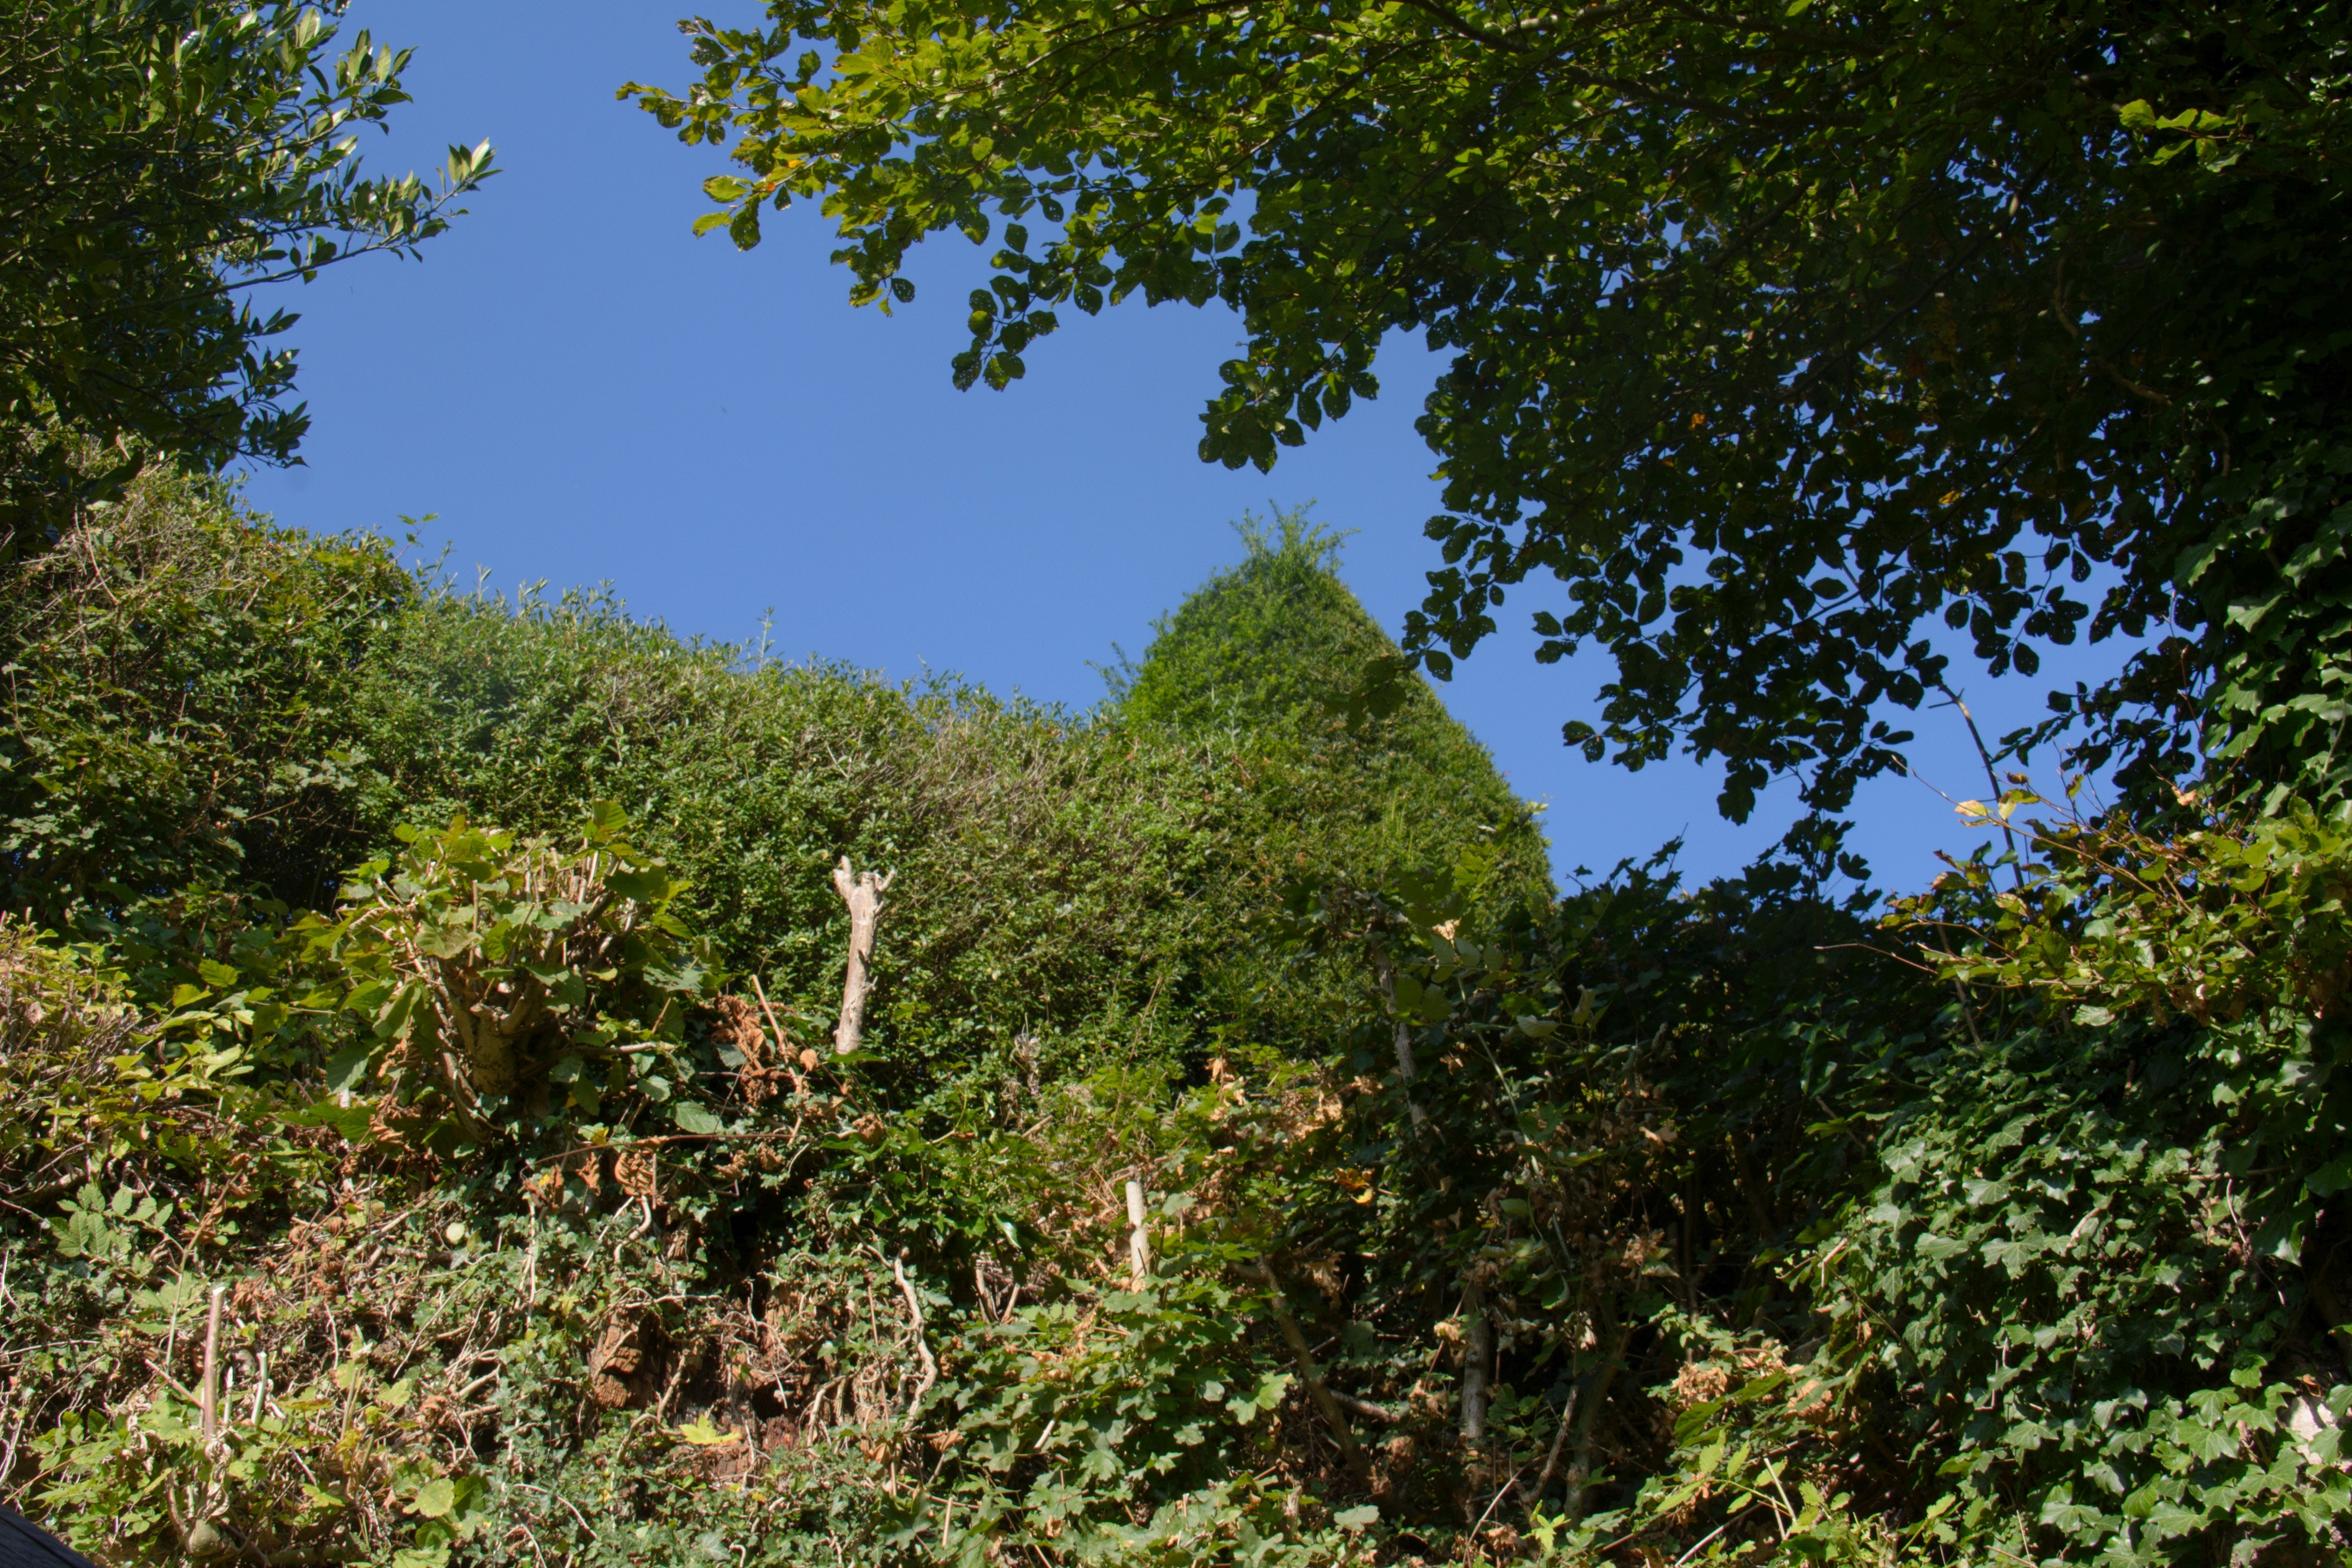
200;1283;225;1445
830;856;894;1055
1125;1180;1151;1285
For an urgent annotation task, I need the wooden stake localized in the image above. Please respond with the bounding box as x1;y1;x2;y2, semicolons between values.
1459;1280;1492;1445
1374;949;1426;1131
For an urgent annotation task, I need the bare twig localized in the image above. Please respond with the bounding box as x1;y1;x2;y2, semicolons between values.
0;1404;27;1495
801;1375;841;1429
514;1480;596;1542
1250;1260;1374;1490
143;1358;202;1405
888;1251;938;1410
1934;680;2026;891
1469;1457;1532;1543
749;972;808;1093
1331;1390;1400;1424
1520;1383;1580;1505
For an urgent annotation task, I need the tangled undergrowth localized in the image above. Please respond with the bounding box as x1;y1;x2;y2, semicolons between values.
8;791;2352;1568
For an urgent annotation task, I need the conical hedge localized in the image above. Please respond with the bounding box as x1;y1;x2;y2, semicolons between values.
1115;509;1552;915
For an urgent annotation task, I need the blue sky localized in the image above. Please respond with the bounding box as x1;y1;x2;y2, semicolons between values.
238;0;2130;891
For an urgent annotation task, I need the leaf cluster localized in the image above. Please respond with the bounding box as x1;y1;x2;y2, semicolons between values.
1;1;493;547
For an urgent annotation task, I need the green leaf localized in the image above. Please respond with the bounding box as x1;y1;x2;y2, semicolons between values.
606;868;671;902
284;1098;375;1142
323;1044;373;1093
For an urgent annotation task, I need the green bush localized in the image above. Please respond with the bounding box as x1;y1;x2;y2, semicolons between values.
2;479;1544;1089
1113;509;1551;922
0;470;410;918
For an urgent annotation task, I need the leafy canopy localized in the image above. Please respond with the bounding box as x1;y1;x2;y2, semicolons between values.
629;0;2352;860
1;0;493;546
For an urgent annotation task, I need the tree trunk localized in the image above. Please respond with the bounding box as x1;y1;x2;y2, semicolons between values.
1374;947;1426;1131
1459;1279;1492;1445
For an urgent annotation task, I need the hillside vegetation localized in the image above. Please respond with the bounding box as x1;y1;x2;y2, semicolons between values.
7;1;2352;1564
5;473;2350;1568
0;474;1562;1563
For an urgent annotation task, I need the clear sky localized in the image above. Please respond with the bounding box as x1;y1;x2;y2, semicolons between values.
237;0;2133;892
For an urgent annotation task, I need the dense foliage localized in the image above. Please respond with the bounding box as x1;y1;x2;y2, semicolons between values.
630;0;2352;859
1112;510;1551;916
0;476;1556;1565
1;1;491;550
0;469;411;911
1;479;1539;1074
6;472;2351;1568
